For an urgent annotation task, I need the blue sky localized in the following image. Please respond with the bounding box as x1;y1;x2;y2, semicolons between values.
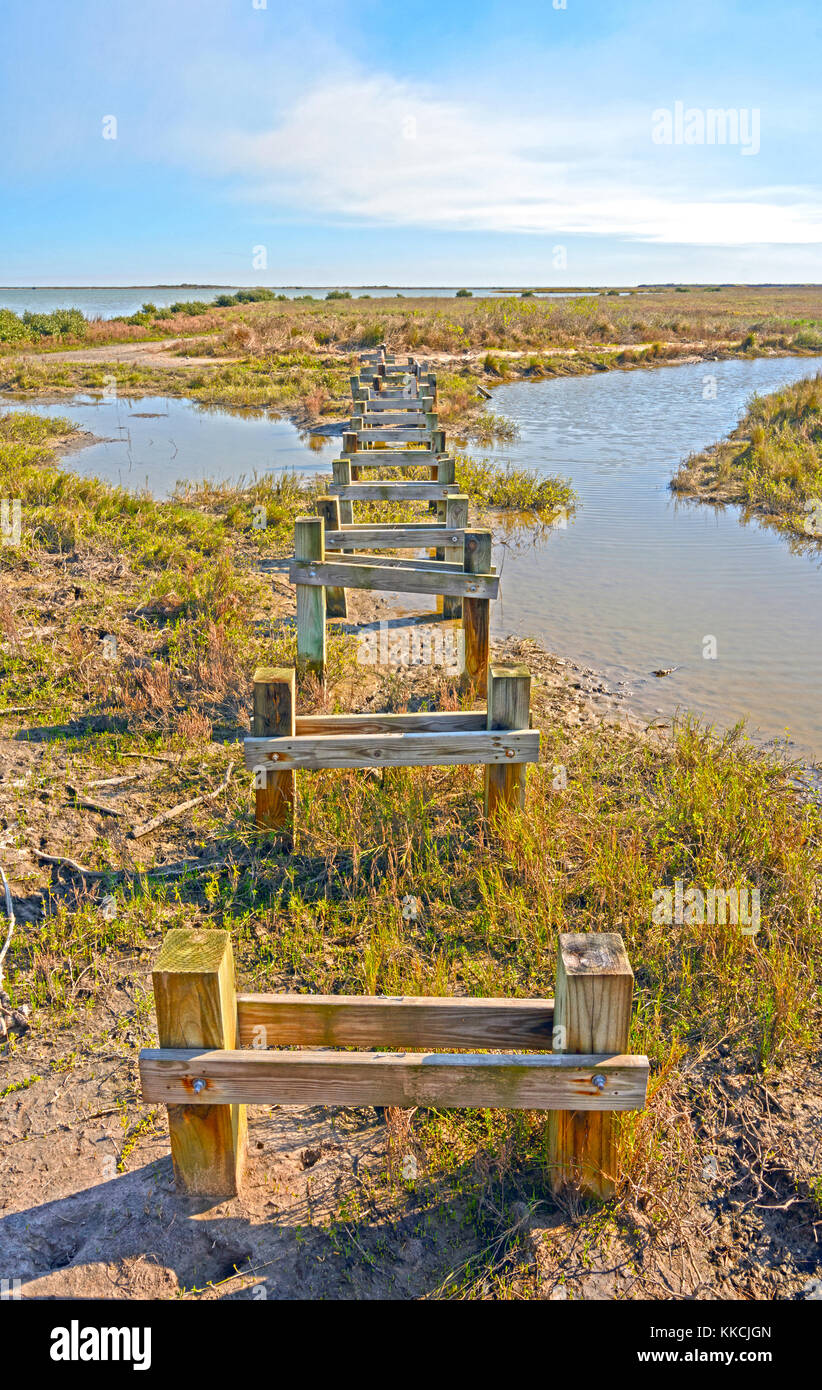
1;0;820;285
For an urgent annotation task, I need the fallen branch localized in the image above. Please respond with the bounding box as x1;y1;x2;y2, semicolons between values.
129;764;234;840
67;783;125;818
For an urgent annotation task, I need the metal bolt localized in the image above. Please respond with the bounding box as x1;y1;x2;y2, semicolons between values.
591;1074;606;1091
193;1079;206;1094
505;748;515;758
450;534;459;542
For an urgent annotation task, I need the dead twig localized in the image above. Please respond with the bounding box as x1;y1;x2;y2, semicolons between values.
129;764;234;840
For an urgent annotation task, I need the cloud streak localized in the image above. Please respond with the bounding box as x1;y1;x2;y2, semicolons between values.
186;74;822;246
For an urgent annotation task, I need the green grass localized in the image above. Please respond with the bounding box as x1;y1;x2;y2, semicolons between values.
672;373;822;539
454;452;574;516
2;405;820;1245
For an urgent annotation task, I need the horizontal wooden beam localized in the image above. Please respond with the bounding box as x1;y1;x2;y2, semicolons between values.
339;450;441;464
324;526;466;549
353;428;434;443
289;558;499;598
360;412;429;426
243;728;538;771
294;711;487;735
321;552;463;573
140;1049;650;1111
236;994;555;1049
330;483;459;501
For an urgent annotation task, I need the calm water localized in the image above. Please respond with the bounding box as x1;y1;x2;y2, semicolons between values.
0;395;339;495
4;354;822;756
484;356;822;758
0;286;588;319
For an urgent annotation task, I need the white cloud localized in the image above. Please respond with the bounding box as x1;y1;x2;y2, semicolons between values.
182;74;822;246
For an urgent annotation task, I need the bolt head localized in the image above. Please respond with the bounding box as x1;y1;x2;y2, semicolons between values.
193;1079;206;1094
591;1073;606;1090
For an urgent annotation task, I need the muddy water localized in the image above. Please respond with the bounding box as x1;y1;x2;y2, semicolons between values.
0;393;340;495
482;356;822;759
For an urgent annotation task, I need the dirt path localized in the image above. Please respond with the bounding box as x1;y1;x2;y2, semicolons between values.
11;339;243;369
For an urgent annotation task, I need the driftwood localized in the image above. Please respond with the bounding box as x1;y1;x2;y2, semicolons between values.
129;765;234;840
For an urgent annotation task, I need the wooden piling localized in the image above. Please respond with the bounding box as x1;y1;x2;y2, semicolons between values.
462;530;492;696
153;929;246;1198
253;666;296;835
295;516;326;677
315;496;347;618
484;664;531;816
442;493;468;619
547;933;635;1199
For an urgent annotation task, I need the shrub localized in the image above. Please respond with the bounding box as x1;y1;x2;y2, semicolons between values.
0;309;29;343
455;288;473;297
21;308;87;338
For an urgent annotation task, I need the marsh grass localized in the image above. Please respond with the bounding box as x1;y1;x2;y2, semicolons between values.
2;408;821;1251
673;373;822;538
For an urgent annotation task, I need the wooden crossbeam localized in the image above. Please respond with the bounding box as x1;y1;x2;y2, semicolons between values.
339;450;441;464
324;525;466;548
140;1048;650;1112
330;483;459;501
294;711;488;735
359;411;431;426
236;994;555;1049
352;428;435;443
318;552;463;573
244;728;538;771
288;558;498;599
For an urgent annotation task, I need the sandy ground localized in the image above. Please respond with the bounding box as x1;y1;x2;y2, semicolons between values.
2;608;821;1300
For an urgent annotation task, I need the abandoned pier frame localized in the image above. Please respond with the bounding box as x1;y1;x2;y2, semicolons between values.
247;661;537;834
139;928;647;1200
291;513;496;692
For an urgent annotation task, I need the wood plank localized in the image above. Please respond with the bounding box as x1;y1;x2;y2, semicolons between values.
243;728;538;771
152;930;246;1197
236;994;555;1049
140;1048;649;1112
294;711;487;735
330;483;460;501
360;413;429;426
340;452;440;466
324;526;466;549
322;552;463;573
354;428;434;443
548;934;636;1199
288;558;499;599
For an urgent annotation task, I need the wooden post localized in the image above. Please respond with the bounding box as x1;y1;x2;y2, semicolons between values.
433;454;455;515
253;666;295;834
442;493;468;619
484;664;531;816
547;933;634;1199
462;530;492;696
315;496;347;619
153;928;246;1198
332;459;354;532
342;430;358;455
295;516;326;678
